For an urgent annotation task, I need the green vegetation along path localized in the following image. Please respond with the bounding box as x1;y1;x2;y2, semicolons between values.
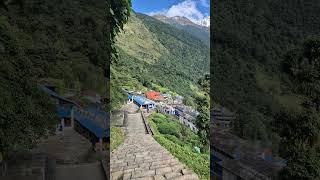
111;110;199;180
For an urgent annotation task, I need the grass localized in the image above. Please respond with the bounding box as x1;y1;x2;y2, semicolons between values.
148;113;210;179
110;126;125;151
116;13;168;64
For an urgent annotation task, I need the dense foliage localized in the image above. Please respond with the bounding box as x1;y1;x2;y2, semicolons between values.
195;75;210;147
275;109;320;180
107;0;131;65
148;113;210;179
0;0;109;159
212;0;320;147
212;0;320;178
276;38;320;179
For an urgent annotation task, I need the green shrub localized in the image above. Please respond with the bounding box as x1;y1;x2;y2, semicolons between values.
148;114;210;179
164;134;184;146
157;122;181;138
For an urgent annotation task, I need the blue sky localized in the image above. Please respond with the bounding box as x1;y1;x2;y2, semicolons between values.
132;0;210;25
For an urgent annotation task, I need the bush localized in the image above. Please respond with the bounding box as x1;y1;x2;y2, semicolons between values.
157;122;181;138
148;114;210;179
164;134;184;146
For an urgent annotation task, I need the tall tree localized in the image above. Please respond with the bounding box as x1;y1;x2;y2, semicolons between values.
277;37;320;179
195;74;210;150
107;0;131;64
275;109;320;180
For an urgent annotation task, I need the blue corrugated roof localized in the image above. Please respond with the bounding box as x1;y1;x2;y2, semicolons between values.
74;111;108;138
58;108;108;138
41;86;109;138
133;96;155;106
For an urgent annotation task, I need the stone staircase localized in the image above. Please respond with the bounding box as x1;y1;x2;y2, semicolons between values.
110;113;199;180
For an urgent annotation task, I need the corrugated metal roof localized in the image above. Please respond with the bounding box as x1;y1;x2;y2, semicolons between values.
57;106;108;138
145;91;165;101
133;96;155;106
74;111;108;138
41;86;109;138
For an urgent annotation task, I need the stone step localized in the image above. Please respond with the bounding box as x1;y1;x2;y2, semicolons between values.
172;174;198;180
111;112;199;180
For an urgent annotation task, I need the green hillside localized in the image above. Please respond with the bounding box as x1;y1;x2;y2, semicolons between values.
212;0;320;140
212;0;320;178
111;12;210;109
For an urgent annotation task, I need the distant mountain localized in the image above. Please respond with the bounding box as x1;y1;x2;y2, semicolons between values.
197;16;210;27
153;15;210;46
153;15;196;26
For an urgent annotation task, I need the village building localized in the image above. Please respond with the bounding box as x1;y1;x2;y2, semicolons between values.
157;103;175;115
145;91;165;101
128;94;156;109
175;105;198;116
40;86;109;152
161;93;171;99
174;105;199;132
173;95;183;104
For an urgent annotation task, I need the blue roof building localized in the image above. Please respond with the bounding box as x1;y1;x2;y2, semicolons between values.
40;86;109;151
128;94;156;109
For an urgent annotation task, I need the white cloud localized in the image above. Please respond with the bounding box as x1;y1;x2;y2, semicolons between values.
148;0;210;27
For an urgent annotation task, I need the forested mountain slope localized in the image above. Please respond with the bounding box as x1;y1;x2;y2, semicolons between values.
212;0;320;141
0;0;108;157
212;1;320;178
111;12;209;108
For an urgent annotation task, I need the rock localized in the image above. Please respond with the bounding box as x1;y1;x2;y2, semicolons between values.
164;172;182;179
156;167;172;175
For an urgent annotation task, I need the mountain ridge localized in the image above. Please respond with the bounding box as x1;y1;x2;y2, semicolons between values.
152;14;210;46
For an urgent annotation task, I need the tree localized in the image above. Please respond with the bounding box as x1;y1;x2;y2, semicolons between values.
275;109;320;180
107;0;131;64
0;60;56;162
0;0;124;165
277;37;320;179
195;74;210;148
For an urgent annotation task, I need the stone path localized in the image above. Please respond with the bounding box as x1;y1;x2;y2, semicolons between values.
111;112;199;180
55;162;106;180
32;129;91;164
